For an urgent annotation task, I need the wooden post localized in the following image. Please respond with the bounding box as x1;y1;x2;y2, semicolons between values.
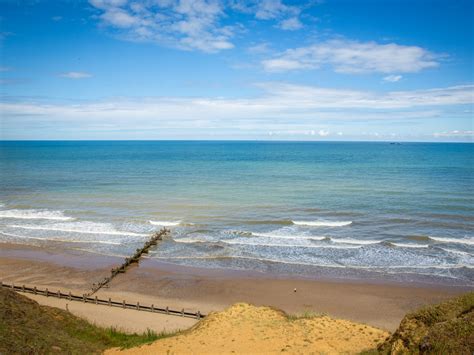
83;294;86;303
22;285;25;292
137;302;140;311
69;292;72;301
95;296;98;304
151;304;154;313
181;308;184;317
0;281;2;288
123;300;126;309
57;290;61;299
197;311;201;319
46;288;49;297
166;306;169;315
34;286;37;295
108;297;111;306
11;283;14;290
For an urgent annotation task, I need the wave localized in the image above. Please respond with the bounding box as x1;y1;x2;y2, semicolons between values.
252;232;327;241
173;237;361;249
406;235;431;242
389;242;429;248
429;236;474;246
331;238;381;245
7;222;148;237
221;240;361;249
0;209;74;221
243;220;293;226
152;255;472;270
0;231;121;245
292;220;352;227
149;220;181;227
438;248;471;256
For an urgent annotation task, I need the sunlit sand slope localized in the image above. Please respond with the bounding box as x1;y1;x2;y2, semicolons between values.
107;303;389;354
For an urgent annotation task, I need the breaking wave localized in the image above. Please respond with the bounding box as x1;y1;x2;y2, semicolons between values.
0;209;74;221
0;231;121;245
7;222;147;237
149;220;181;227
292;220;352;227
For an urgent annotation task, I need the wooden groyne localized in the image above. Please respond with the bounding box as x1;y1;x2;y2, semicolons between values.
1;282;204;319
89;228;170;295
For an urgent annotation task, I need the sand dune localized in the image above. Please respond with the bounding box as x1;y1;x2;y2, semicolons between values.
107;303;389;354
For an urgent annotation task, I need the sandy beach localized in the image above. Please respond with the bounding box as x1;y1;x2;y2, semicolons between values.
1;242;470;332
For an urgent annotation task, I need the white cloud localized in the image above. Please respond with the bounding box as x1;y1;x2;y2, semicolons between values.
2;84;472;133
0;66;12;72
433;130;474;138
278;17;303;30
383;75;402;82
262;39;440;73
60;72;93;79
89;0;234;53
232;0;304;31
89;0;308;52
51;16;63;21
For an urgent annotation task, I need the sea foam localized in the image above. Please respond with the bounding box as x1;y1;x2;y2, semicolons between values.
8;222;147;236
0;209;74;221
429;236;474;246
292;220;352;227
149;220;181;227
0;231;121;245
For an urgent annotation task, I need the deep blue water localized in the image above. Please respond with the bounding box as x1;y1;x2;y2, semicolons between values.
0;141;473;285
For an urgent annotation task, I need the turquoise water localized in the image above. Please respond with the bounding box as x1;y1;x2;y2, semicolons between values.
0;141;473;285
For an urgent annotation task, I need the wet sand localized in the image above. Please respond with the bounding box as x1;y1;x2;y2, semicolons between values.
0;242;470;331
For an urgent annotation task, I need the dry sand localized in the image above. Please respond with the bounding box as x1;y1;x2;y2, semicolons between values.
107;303;390;355
23;294;196;334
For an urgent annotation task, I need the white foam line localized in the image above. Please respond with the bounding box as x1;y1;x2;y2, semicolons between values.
391;243;429;248
7;224;147;237
430;236;474;246
149;220;181;227
252;232;326;241
0;231;121;245
152;255;346;268
0;210;74;221
439;248;472;256
151;255;473;270
331;238;381;245
221;240;362;249
293;220;352;227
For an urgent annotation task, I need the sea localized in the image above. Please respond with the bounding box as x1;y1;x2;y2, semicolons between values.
0;141;473;285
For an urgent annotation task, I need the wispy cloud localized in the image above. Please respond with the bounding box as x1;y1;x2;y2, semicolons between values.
89;0;234;53
383;75;402;82
60;72;92;79
88;0;309;53
0;66;12;72
278;17;303;31
239;0;304;30
2;84;471;132
262;39;440;74
433;130;473;138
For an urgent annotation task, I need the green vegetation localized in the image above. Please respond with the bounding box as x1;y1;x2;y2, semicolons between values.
286;310;327;320
363;291;474;355
0;288;178;354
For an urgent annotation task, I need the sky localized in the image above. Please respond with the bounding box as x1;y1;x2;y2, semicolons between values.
0;0;473;141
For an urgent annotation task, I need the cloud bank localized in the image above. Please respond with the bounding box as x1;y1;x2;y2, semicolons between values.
262;39;440;74
2;83;472;139
88;0;308;53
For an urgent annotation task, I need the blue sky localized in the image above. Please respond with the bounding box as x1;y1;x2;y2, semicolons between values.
0;0;473;141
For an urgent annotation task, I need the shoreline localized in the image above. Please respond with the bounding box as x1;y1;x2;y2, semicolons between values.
1;242;471;331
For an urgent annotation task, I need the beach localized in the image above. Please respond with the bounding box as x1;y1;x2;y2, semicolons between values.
0;242;469;332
